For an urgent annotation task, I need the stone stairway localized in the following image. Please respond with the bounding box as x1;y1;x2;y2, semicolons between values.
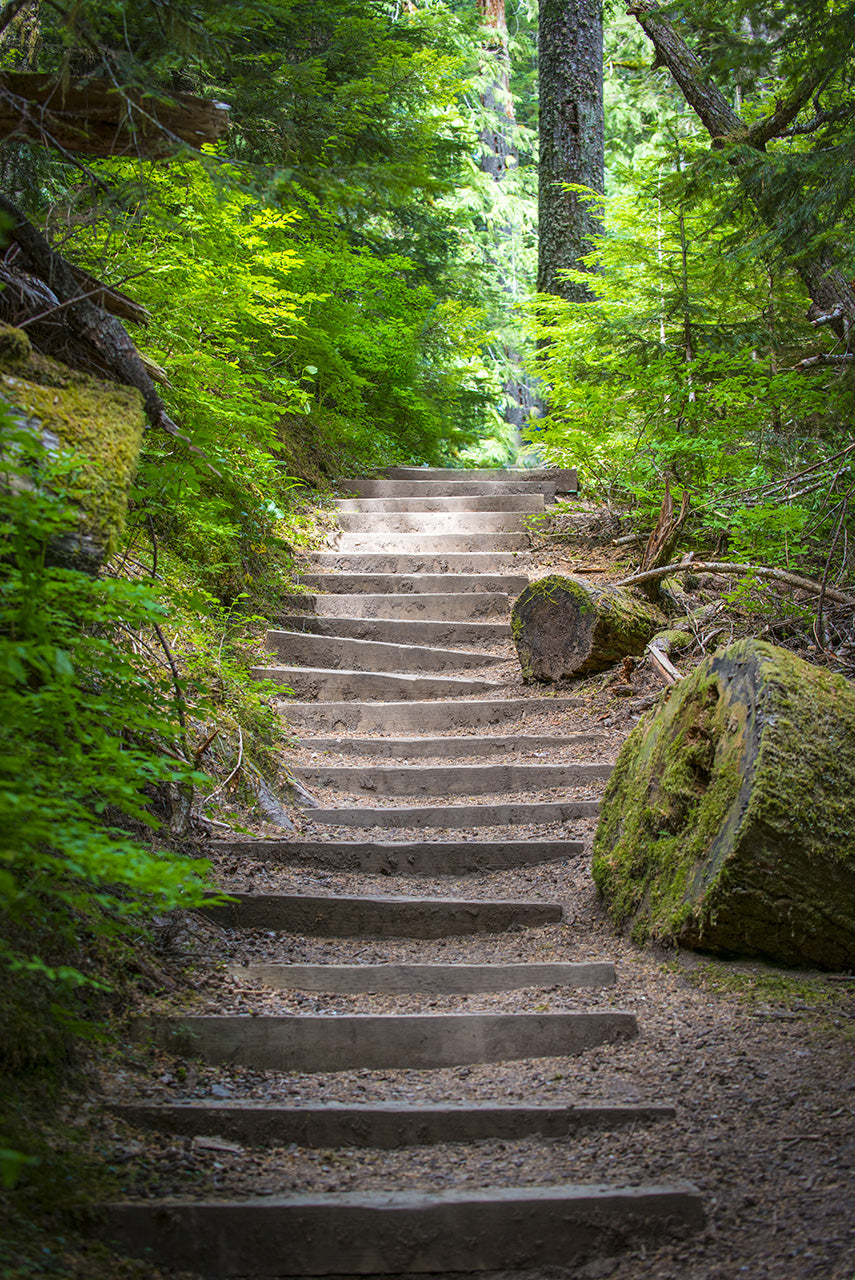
103;467;704;1276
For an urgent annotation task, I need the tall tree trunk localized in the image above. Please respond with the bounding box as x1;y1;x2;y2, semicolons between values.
629;1;855;348
537;0;604;301
478;0;540;436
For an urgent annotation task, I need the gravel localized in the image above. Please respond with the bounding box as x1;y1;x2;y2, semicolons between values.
99;536;855;1280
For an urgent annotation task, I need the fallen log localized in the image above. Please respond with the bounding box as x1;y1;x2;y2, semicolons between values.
511;576;664;679
592;638;855;969
0;72;229;158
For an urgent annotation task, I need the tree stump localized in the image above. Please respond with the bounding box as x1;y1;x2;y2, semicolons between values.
592;638;855;969
511;575;664;679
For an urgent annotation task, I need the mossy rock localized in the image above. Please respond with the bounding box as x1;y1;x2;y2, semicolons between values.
592;638;855;969
511;575;664;680
1;336;145;569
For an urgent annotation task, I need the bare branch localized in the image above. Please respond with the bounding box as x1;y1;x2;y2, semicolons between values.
615;557;855;606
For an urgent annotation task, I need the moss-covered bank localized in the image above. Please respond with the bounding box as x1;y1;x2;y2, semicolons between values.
592;639;855;969
1;326;145;567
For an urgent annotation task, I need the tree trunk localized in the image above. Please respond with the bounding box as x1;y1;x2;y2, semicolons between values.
593;638;855;969
477;0;542;436
511;574;664;678
537;0;604;301
628;2;855;344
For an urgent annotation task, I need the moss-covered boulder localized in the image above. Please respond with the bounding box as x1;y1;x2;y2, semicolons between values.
511;575;664;679
592;638;855;969
1;329;145;571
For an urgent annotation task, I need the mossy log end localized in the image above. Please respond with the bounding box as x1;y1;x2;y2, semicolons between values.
511;575;664;680
592;638;855;969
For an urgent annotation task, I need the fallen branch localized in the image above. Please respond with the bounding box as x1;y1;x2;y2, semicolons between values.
615;557;855;607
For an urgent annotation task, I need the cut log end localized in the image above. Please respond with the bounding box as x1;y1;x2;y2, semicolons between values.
593;638;855;969
511;575;664;681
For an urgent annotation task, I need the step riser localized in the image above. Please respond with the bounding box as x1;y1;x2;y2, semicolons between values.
202;895;562;937
110;1101;677;1149
274;616;511;647
310;800;601;828
342;479;558;499
209;839;585;875
135;1011;638;1073
332;532;529;552
296;762;612;796
382;466;579;487
256;667;498;700
103;1183;702;1277
281;593;509;620
280;697;584;733
294;734;601;758
229;961;615;993
295;573;528;594
337;512;535;533
335;496;545;513
305;552;523;573
264;631;503;674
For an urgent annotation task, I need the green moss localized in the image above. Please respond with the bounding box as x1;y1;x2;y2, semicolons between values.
1;357;145;555
593;639;855;968
0;322;33;371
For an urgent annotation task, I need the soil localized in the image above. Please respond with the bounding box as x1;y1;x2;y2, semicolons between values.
10;516;855;1280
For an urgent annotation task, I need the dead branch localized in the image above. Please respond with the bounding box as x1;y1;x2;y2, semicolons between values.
646;641;683;685
615;556;855;607
793;353;855;371
0;195;194;447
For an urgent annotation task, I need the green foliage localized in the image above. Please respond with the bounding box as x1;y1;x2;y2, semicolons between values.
527;155;855;562
0;408;214;1068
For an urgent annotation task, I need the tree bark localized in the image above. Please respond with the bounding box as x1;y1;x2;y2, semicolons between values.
511;574;663;678
628;2;855;342
537;0;604;300
593;638;855;968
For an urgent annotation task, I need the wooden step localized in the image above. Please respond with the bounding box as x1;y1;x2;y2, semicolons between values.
264;630;505;674
294;571;529;594
254;666;500;700
335;495;545;512
336;511;536;533
201;892;562;936
294;733;601;758
210;838;585;875
228;960;615;992
294;761;612;796
134;1010;638;1072
381;466;578;488
304;551;524;572
341;478;557;499
110;1099;677;1148
280;696;584;733
102;1182;702;1277
281;592;510;620
332;532;529;553
274;616;511;647
309;799;601;828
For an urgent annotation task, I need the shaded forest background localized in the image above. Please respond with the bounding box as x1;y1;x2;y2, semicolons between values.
1;0;854;1262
